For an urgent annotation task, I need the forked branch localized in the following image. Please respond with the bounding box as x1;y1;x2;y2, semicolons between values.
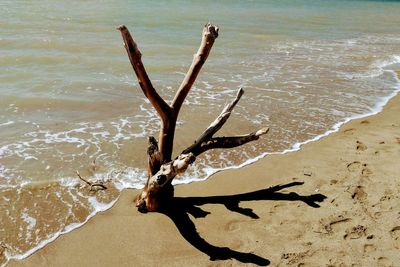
118;24;269;213
137;89;269;212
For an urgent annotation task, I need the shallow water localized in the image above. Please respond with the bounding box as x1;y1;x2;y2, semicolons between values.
1;0;400;264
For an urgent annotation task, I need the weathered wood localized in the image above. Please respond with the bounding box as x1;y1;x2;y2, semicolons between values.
117;25;172;122
147;136;162;177
136;89;268;212
182;88;244;155
118;23;269;212
172;23;219;113
117;25;175;163
76;170;107;192
191;127;269;156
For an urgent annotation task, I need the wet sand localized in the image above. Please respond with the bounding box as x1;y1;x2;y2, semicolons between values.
7;90;400;266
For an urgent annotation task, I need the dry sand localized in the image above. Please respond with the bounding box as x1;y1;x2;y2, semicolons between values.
8;91;400;266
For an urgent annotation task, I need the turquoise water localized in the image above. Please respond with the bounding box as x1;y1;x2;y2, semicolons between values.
1;0;400;264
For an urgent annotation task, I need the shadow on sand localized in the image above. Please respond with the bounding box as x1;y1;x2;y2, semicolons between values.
159;181;327;266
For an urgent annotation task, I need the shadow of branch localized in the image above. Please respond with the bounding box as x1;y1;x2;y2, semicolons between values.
159;181;327;266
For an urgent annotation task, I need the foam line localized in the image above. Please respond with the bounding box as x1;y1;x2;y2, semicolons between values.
173;67;400;185
4;197;119;265
4;55;399;267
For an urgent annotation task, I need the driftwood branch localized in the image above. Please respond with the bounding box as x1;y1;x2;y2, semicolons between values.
118;23;269;213
192;127;269;156
136;89;269;212
183;88;244;154
172;23;219;114
76;170;107;192
183;88;269;156
117;25;172;123
118;25;177;162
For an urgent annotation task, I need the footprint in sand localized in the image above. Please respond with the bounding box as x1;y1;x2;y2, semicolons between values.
390;226;400;248
344;128;355;135
377;256;392;267
363;244;376;253
346;162;371;179
356;140;367;151
361;164;373;176
224;219;242;232
281;250;313;266
344;225;367;240
317;213;351;234
347;161;361;172
361;168;372;176
351;186;368;201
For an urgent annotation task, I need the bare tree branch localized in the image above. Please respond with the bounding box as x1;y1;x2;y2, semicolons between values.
192;127;269;156
117;25;172;123
172;23;219;113
76;170;107;192
182;88;244;154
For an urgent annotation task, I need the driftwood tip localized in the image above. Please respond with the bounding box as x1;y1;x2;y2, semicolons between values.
204;22;219;39
256;127;269;136
237;87;244;98
117;25;127;31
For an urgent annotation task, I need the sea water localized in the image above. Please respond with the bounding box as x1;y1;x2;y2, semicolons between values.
1;0;400;265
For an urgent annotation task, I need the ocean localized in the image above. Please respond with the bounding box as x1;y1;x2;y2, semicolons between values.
1;0;400;265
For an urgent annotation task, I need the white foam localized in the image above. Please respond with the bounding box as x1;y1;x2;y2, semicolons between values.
21;212;36;230
59;176;80;187
174;66;400;186
112;167;147;190
0;121;14;127
3;35;400;267
6;196;119;263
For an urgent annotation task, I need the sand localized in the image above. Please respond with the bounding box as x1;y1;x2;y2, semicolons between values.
8;91;400;266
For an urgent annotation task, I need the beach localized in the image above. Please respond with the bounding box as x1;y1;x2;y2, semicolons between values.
6;80;400;266
2;1;400;265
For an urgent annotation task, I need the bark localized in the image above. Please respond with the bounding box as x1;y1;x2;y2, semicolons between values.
147;136;161;177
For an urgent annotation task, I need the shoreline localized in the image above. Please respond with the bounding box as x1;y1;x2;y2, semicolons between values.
172;69;400;186
7;80;400;265
2;70;399;265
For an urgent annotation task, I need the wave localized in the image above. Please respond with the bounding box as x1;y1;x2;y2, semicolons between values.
1;42;400;266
